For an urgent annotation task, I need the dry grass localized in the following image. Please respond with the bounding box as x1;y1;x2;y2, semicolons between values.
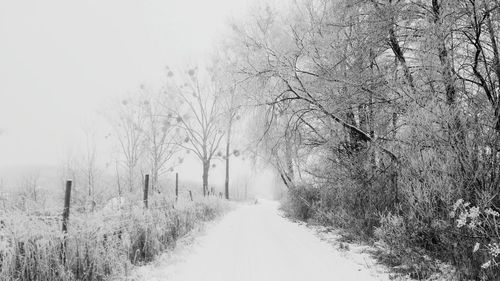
0;197;229;281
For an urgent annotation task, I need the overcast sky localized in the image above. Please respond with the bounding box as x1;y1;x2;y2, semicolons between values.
0;0;251;167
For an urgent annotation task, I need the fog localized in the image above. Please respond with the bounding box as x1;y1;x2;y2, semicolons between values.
0;0;250;166
0;0;285;199
1;1;497;279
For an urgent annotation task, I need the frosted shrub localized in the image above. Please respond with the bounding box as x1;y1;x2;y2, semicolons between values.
451;199;500;277
375;213;410;262
280;185;319;221
374;212;441;279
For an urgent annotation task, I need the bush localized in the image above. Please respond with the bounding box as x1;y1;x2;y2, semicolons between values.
280;184;319;221
0;197;229;281
448;199;500;280
374;213;438;279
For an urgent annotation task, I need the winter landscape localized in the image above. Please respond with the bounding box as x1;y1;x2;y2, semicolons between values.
1;0;500;280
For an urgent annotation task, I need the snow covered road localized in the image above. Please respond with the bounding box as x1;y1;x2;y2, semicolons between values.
133;200;392;281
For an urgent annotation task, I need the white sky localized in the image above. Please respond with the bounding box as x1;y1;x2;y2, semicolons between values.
0;0;251;167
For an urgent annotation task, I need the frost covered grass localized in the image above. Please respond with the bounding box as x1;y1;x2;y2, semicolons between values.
282;188;500;280
0;197;229;281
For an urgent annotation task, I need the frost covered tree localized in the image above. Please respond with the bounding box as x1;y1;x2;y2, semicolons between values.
168;68;225;197
208;54;245;200
109;96;145;193
139;86;181;193
225;0;500;278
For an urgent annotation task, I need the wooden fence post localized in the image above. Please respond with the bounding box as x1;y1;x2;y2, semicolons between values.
143;174;149;208
175;173;179;201
61;180;72;265
62;180;72;233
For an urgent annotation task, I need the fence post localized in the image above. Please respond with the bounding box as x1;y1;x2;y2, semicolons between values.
61;180;72;265
175;173;179;201
143;174;149;208
62;180;72;233
189;190;193;201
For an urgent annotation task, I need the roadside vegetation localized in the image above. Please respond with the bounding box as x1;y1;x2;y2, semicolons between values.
0;197;228;281
223;0;500;279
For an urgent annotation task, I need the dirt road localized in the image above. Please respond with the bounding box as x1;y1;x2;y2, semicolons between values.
133;200;391;281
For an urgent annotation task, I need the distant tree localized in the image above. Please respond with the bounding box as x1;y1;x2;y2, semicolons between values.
223;86;239;200
211;59;242;200
168;68;225;197
139;85;182;193
109;96;145;193
81;122;98;200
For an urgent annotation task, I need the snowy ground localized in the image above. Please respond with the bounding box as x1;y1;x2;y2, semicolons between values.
131;200;402;281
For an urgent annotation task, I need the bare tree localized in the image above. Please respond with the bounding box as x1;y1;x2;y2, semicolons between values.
140;86;181;192
169;68;225;197
210;50;248;200
81;122;98;200
223;87;239;200
109;96;145;193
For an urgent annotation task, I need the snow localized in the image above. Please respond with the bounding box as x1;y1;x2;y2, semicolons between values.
132;200;398;281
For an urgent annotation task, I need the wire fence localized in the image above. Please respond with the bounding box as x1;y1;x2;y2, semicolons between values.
0;174;224;243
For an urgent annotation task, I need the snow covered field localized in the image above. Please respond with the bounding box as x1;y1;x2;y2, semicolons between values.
132;200;400;281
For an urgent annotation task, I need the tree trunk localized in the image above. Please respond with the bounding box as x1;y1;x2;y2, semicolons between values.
224;117;232;200
151;158;159;193
284;131;295;181
115;160;122;196
128;163;134;193
387;21;416;95
484;4;500;132
175;172;179;201
88;171;92;197
202;160;209;197
151;170;156;193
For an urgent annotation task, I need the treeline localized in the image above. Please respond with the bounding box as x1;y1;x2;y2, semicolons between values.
106;67;226;199
223;0;500;279
54;66;238;210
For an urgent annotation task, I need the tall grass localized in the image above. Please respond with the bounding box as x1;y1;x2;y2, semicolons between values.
0;197;229;281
